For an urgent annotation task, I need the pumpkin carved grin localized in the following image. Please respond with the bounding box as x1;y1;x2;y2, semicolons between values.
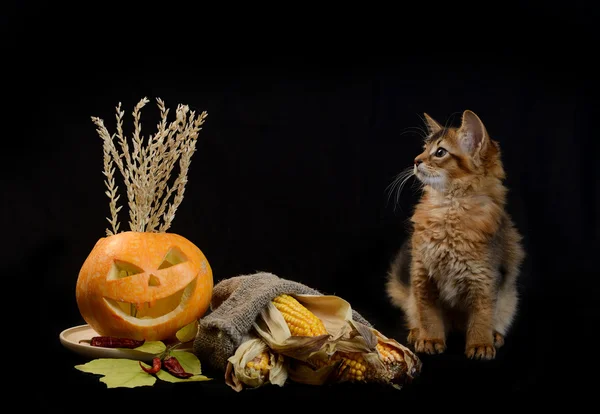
101;247;197;321
103;279;198;325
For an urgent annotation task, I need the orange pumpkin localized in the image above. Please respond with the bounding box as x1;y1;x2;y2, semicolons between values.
76;231;213;341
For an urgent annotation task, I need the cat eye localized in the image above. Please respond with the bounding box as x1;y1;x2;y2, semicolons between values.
434;147;447;157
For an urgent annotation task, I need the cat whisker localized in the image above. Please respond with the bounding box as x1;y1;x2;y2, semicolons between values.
385;172;404;205
395;170;416;204
399;126;428;140
385;167;416;211
386;168;413;194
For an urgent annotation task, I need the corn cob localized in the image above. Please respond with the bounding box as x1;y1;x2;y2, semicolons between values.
376;342;404;366
272;294;328;336
226;337;289;391
311;351;369;382
244;350;272;378
309;340;407;384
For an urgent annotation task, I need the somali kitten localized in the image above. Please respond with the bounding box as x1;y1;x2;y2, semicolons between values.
385;110;525;360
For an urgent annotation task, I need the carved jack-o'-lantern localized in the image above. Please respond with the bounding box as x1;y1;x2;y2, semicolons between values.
76;231;213;341
75;97;213;342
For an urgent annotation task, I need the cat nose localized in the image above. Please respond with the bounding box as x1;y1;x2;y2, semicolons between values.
414;158;423;166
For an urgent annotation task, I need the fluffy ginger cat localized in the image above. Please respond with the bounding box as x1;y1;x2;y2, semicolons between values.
385;110;525;360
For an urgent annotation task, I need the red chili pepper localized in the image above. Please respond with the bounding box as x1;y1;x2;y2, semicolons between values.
162;355;193;378
89;336;145;349
139;357;161;374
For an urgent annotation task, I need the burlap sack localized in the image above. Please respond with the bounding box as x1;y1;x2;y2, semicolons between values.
193;272;372;371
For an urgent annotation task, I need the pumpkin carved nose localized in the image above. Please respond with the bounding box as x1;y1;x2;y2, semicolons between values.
148;274;161;286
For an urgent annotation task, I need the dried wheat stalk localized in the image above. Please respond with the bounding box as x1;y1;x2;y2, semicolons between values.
91;97;208;236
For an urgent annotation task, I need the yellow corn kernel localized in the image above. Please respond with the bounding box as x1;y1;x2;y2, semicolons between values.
376;341;403;364
272;294;328;337
371;341;407;383
245;350;271;377
309;340;407;384
309;351;366;382
336;352;368;382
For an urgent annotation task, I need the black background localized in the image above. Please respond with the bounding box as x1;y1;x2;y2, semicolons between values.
4;0;598;409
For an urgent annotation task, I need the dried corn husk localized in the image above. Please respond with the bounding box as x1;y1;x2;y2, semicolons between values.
290;294;355;340
252;294;361;361
369;324;422;381
252;302;330;361
252;293;421;388
289;321;421;388
289;332;420;388
228;292;421;390
286;352;342;385
225;337;288;392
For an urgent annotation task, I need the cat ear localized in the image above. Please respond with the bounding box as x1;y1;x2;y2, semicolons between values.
423;113;443;135
457;110;489;156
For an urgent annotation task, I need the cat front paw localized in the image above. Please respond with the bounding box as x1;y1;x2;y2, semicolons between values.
466;343;496;360
407;328;419;345
415;338;446;355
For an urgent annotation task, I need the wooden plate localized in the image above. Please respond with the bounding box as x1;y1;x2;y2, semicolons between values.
59;324;192;361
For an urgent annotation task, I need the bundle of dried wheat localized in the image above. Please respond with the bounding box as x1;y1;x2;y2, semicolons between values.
91;97;208;235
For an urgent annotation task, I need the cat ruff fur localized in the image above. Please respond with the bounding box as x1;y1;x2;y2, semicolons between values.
193;272;372;371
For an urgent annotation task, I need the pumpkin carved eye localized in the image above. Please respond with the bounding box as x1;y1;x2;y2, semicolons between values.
108;261;144;281
158;247;187;270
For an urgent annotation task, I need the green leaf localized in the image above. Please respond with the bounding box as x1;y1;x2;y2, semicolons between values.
176;321;198;343
155;350;212;383
130;340;167;355
168;350;202;375
156;370;212;383
75;358;156;388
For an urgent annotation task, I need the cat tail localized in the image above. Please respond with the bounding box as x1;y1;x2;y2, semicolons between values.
386;275;410;309
385;238;412;312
